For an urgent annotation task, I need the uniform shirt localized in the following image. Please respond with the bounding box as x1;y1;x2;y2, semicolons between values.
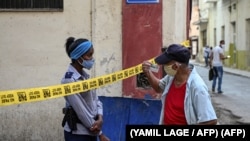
212;45;224;67
61;64;103;135
158;64;217;125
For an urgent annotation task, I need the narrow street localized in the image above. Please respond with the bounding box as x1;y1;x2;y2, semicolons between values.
191;60;250;124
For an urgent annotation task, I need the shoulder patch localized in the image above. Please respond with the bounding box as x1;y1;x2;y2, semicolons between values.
64;72;74;79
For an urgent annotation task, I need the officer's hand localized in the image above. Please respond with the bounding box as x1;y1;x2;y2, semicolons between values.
89;121;101;134
99;133;110;141
90;115;103;134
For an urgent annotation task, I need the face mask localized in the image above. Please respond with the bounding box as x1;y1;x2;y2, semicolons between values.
221;45;225;48
164;64;177;76
79;58;95;70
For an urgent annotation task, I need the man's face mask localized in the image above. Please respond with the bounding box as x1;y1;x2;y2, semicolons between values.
163;63;179;76
220;43;225;49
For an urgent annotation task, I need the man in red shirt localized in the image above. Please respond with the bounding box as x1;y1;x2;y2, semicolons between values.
142;44;217;125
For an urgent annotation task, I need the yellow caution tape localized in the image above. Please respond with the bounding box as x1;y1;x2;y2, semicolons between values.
0;40;187;107
0;58;156;107
181;40;190;48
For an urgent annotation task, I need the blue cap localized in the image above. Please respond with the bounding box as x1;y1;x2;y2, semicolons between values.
155;44;191;65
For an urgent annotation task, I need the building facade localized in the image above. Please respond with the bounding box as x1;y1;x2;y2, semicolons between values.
0;0;189;140
192;0;250;71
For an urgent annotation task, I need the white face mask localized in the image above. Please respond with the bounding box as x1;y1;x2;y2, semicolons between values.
221;44;225;48
164;64;177;76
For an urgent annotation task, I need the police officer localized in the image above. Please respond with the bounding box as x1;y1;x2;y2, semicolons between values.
61;37;110;141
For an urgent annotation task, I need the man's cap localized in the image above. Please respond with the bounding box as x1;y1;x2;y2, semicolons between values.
155;44;191;65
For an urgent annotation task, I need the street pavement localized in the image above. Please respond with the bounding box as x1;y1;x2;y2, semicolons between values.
190;59;250;124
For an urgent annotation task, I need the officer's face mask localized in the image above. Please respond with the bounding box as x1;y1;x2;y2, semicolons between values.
78;57;95;70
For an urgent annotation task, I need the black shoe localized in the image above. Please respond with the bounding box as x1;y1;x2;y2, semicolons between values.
212;89;215;93
218;91;223;94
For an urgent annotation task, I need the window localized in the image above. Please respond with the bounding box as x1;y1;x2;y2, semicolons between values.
202;30;207;47
0;0;63;12
136;73;151;89
214;28;217;46
231;22;236;45
230;22;237;66
246;19;250;66
221;26;225;41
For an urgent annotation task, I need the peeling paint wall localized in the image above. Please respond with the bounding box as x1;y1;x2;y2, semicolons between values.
91;0;123;97
0;1;93;141
162;0;187;47
0;0;188;140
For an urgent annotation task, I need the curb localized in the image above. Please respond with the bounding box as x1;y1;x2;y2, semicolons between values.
191;61;250;78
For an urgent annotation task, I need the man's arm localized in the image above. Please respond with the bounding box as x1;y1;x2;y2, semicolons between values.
219;53;229;60
193;87;218;125
198;119;217;125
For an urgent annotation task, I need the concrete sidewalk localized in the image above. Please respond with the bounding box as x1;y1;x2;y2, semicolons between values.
190;59;250;78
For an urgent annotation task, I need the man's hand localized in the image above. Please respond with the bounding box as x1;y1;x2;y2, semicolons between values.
142;61;152;74
141;60;162;93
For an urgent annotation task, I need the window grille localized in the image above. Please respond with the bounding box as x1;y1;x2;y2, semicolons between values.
0;0;63;12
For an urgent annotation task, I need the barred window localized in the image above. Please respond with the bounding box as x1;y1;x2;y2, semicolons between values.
0;0;63;12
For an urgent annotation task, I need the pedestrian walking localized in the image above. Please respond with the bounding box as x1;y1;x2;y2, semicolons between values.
61;37;110;141
203;45;210;67
209;40;229;94
208;46;213;64
142;44;217;125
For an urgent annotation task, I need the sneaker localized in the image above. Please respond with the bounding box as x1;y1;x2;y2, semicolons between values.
218;91;223;94
212;89;215;93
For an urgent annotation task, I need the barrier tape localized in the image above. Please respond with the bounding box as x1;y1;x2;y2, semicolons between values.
0;59;157;107
0;40;190;107
181;40;190;48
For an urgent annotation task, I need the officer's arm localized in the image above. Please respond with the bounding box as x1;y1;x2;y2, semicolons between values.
65;93;95;128
63;78;95;128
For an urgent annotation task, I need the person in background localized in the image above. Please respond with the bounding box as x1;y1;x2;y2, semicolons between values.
142;44;217;125
61;37;110;141
208;46;213;65
203;45;210;67
209;46;213;56
210;40;229;94
187;46;192;59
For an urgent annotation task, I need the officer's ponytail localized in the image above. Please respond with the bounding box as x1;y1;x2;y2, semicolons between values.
65;37;75;57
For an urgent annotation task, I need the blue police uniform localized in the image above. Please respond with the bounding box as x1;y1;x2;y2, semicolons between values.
61;64;103;136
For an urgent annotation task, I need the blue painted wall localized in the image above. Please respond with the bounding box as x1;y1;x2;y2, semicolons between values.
99;96;162;141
